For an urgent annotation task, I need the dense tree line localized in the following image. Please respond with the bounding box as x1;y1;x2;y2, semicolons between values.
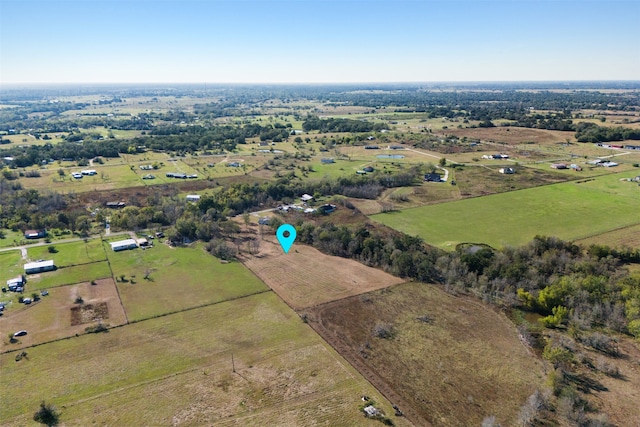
1;140;130;167
293;220;441;281
302;116;388;133
0;178;84;234
574;122;640;142
437;236;640;338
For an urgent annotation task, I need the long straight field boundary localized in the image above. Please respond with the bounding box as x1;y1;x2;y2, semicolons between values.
1;288;272;355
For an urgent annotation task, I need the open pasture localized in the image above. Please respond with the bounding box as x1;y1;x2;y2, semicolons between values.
106;242;268;321
0;250;23;278
26;261;112;291
306;281;546;427
0;278;126;352
239;238;404;310
0;292;409;427
372;172;640;249
26;238;106;268
16;163;142;192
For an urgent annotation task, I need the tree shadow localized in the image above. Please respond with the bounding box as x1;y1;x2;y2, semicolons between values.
565;372;608;394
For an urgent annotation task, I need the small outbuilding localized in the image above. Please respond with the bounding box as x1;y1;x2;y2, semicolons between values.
110;239;138;252
300;194;313;202
24;260;55;274
551;163;568;169
499;167;515;174
186;194;201;202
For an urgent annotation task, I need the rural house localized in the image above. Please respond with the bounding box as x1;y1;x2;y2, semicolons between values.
24;260;55;274
424;173;442;182
186;194;201;202
499;167;515;174
24;229;46;239
300;194;313;203
110;239;138;252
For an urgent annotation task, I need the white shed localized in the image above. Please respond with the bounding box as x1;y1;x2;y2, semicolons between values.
24;260;55;274
110;239;138;252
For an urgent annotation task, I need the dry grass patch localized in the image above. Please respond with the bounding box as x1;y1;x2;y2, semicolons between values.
306;282;546;427
576;223;640;248
443;127;574;145
240;238;404;310
0;292;411;427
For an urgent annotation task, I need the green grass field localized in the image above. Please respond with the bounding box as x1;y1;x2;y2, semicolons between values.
372;172;640;249
0;229;46;249
0;292;407;426
26;261;112;291
0;250;23;279
106;242;269;321
26;239;107;268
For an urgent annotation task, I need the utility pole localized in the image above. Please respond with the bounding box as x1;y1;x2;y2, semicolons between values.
231;353;235;373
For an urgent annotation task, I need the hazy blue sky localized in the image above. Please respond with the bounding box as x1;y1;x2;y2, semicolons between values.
1;0;638;83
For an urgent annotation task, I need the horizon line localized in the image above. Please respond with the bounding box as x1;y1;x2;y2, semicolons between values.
2;80;640;87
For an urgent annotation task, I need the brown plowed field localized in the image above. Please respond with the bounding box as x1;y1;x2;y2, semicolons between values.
239;238;404;310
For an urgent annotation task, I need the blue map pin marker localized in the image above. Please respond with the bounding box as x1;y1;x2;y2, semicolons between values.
276;224;296;254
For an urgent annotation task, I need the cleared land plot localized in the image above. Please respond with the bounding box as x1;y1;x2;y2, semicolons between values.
0;278;126;352
26;238;107;268
306;282;546;427
240;238;404;310
372;173;640;249
18;164;142;192
0;292;410;427
443;126;574;145
26;261;112;291
107;242;268;321
453;164;570;197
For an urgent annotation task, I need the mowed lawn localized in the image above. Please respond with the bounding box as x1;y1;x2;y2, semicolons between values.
372;173;640;249
26;262;112;291
0;292;409;427
106;242;269;321
26;238;107;268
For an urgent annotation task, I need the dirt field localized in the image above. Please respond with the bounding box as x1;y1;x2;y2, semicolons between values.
239;238;404;310
442;127;574;145
0;278;126;352
305;282;547;427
